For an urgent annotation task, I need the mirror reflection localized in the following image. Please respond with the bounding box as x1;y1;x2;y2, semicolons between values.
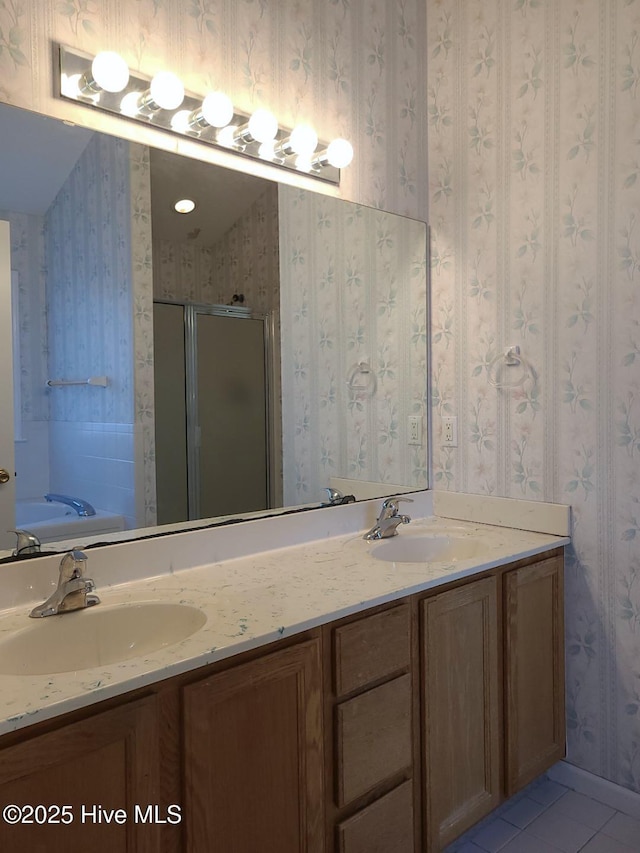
0;102;428;559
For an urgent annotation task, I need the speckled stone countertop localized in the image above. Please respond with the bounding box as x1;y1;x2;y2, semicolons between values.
0;515;569;736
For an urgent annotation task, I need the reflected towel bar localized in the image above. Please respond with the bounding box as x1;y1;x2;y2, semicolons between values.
46;376;109;387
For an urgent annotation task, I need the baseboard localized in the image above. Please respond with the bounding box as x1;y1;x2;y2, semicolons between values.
547;760;640;820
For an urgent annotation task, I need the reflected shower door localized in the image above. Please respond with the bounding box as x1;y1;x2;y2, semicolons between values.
196;311;268;518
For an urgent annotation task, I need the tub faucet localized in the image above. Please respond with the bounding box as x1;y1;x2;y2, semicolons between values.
363;497;413;540
44;493;96;517
29;549;100;618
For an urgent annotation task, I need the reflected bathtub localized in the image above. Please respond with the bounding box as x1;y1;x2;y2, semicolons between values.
15;500;126;544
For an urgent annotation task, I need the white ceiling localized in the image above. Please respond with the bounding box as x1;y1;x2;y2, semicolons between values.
0;101;270;244
0;102;94;215
149;148;270;245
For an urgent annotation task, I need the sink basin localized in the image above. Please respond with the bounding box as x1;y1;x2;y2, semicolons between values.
0;602;207;675
371;533;482;564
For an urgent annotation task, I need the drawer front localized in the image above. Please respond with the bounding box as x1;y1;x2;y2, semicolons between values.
336;674;412;807
333;604;410;696
337;780;414;853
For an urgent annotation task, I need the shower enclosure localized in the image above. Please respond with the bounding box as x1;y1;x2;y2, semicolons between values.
153;301;277;525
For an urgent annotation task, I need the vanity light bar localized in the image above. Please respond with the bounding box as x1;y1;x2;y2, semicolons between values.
57;46;353;186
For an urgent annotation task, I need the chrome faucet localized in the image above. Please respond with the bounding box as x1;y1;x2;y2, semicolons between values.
322;487;356;506
10;529;41;556
29;549;100;618
44;493;96;517
363;497;413;540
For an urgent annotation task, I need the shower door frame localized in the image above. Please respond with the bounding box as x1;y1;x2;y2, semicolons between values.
154;299;278;522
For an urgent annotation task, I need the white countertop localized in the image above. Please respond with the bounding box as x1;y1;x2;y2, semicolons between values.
0;513;569;737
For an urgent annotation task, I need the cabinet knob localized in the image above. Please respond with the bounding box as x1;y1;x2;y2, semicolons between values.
0;469;11;485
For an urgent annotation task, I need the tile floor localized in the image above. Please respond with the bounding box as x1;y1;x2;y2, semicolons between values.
444;774;640;853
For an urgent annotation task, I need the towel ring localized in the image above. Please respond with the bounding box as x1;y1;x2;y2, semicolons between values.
346;361;377;398
487;346;535;389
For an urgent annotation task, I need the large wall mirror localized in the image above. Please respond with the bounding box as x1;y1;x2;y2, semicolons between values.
0;101;428;560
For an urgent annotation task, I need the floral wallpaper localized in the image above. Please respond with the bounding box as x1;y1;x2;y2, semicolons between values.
279;188;428;505
129;142;157;527
153;184;280;314
46;132;134;425
428;1;640;793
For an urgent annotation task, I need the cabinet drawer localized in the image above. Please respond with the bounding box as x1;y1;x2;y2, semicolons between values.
337;780;414;853
334;604;410;696
336;674;412;806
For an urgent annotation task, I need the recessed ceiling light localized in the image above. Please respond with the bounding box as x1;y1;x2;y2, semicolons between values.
174;198;196;214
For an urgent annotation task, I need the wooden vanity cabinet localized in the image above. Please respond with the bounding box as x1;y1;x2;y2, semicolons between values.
0;549;565;853
0;696;162;853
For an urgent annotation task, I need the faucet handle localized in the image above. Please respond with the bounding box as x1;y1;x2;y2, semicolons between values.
59;548;88;581
380;496;414;515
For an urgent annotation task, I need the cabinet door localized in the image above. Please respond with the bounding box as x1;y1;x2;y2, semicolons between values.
0;696;161;853
504;555;565;795
183;639;324;853
421;577;501;851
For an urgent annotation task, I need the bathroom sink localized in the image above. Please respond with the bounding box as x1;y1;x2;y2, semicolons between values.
370;533;482;564
0;602;207;675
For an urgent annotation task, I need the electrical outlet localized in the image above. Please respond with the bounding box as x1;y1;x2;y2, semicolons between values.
442;416;457;447
408;415;422;446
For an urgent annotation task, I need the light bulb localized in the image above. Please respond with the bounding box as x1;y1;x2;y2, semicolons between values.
61;73;83;98
327;138;354;169
149;71;184;110
171;110;192;133
201;91;234;128
247;109;278;143
295;155;313;173
258;140;277;160
120;91;142;117
174;199;196;214
217;125;239;147
289;124;318;157
91;51;129;93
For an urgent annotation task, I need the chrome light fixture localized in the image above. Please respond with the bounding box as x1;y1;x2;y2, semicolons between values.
58;45;353;186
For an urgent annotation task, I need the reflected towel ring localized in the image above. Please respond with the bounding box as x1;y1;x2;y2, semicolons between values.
346;361;377;398
487;346;535;389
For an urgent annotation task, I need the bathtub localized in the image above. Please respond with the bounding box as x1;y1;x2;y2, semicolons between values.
15;500;126;544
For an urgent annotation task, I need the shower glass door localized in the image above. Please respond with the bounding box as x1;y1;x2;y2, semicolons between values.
153;302;271;525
